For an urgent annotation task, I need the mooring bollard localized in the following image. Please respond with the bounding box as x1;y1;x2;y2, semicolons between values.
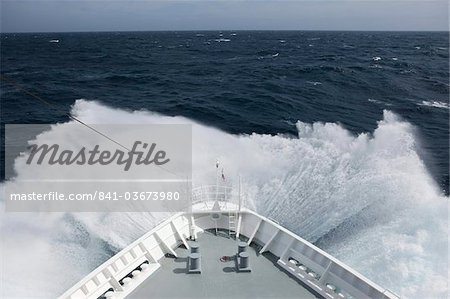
188;252;201;273
238;241;247;254
238;252;251;272
191;243;199;253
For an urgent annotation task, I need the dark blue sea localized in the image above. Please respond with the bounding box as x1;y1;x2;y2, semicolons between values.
1;31;449;298
1;31;448;193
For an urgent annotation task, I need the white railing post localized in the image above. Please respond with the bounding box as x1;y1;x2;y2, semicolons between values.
319;261;333;284
259;229;279;254
102;268;124;292
138;242;157;263
247;218;262;245
155;232;178;257
236;214;243;238
190;214;198;240
80;285;89;295
109;277;124;292
280;238;296;261
171;220;190;250
92;276;100;287
120;255;128;265
238;176;242;211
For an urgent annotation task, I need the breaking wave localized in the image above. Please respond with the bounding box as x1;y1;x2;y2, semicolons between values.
1;100;448;298
418;100;449;110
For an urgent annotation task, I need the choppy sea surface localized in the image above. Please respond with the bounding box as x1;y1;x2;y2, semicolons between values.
1;31;449;298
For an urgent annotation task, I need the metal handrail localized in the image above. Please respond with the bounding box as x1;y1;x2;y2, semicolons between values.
190;185;242;211
191;185;234;202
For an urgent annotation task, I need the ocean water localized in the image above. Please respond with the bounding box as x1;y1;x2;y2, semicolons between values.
0;31;449;298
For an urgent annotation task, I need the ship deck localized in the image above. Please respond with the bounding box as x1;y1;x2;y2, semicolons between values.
128;230;319;298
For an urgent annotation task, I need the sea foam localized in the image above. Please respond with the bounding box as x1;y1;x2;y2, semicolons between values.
0;100;448;298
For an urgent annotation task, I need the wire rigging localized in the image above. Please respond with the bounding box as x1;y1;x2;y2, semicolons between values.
0;74;183;177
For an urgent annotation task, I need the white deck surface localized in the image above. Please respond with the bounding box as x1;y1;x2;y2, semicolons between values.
128;230;319;298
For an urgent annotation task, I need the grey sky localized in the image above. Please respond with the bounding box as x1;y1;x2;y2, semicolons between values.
1;0;448;33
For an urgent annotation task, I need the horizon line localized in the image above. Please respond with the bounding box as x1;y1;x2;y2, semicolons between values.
1;29;449;34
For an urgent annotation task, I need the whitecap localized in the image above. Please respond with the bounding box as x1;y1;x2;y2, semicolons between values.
49;39;59;43
306;81;322;86
215;38;231;42
281;119;296;126
368;98;392;106
372;56;381;61
418;100;449;110
368;98;382;104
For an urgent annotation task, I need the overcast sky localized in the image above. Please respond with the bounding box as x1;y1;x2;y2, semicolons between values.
1;0;448;33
